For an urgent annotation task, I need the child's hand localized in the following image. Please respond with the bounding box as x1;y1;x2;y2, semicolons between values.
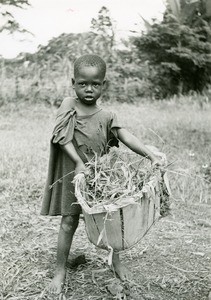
151;157;165;168
75;161;87;176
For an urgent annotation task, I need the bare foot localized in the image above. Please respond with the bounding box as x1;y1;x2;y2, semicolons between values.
112;253;132;281
49;268;66;294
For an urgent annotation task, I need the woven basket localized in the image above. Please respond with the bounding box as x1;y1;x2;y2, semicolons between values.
74;170;162;252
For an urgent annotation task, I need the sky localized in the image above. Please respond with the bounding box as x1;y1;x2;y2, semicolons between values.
0;0;165;59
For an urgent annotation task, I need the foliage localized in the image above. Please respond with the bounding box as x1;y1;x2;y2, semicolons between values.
0;5;149;105
35;32;101;64
132;0;211;98
1;4;211;104
91;6;115;64
0;0;30;34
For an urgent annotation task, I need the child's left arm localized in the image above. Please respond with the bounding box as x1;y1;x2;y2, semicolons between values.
117;128;163;166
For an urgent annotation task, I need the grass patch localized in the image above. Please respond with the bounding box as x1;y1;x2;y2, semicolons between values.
0;100;210;300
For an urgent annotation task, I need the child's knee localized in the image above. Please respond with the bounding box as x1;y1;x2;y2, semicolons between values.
61;215;79;233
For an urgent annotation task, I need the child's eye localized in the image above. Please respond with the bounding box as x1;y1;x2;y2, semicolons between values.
93;83;99;87
79;83;86;87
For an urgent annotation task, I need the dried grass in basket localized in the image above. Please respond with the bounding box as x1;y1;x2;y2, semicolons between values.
74;148;170;252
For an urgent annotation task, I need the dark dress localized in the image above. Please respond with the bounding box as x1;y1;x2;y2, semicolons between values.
41;97;121;216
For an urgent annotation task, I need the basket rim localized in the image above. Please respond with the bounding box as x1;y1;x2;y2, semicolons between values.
74;170;161;215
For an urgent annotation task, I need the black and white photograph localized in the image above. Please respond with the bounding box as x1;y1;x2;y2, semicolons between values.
0;0;211;299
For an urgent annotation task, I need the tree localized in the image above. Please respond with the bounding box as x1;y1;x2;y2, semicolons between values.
90;6;115;63
0;0;30;34
132;0;211;98
33;32;103;66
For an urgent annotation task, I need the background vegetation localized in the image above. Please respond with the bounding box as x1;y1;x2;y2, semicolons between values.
0;0;211;105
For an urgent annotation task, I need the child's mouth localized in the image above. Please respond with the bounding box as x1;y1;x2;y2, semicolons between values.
85;96;94;101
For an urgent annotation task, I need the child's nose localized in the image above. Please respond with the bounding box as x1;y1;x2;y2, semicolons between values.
86;85;93;92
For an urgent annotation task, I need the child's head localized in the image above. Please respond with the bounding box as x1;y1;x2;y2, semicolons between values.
74;54;106;79
72;54;107;105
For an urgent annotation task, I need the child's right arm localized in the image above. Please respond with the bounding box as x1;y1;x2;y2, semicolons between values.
60;142;87;175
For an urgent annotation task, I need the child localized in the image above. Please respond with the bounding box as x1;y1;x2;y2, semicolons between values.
41;54;163;294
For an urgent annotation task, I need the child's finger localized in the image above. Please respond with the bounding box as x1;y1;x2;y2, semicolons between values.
152;160;161;167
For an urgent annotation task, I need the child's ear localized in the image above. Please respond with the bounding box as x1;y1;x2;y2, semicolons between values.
103;79;106;86
72;78;75;88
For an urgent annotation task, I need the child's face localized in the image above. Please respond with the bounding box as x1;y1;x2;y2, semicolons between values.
72;66;106;106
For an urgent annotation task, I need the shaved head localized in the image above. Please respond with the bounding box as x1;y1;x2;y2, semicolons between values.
74;54;106;79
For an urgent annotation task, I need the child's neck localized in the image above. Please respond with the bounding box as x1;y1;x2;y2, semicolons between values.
75;100;100;116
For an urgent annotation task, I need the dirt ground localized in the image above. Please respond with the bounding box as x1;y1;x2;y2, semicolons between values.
48;201;211;300
0;102;211;300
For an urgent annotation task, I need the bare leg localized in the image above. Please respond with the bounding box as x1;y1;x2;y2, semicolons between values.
112;252;131;281
49;215;79;294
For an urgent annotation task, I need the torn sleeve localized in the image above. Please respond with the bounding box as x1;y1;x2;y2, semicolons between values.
51;110;76;145
51;97;76;145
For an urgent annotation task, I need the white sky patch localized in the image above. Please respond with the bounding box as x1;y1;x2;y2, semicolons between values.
0;0;165;58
